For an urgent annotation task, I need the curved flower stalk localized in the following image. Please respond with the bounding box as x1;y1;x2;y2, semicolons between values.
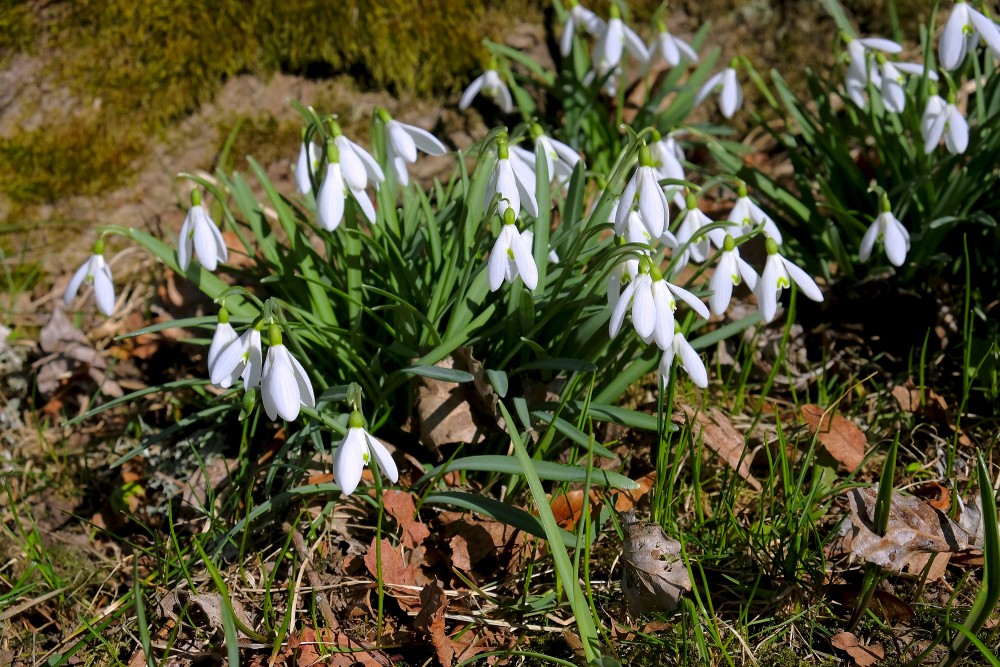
210;321;264;390
940;1;1000;70
592;5;649;82
485;136;538;218
616;144;668;239
609;259;709;350
921;93;969;154
695;60;743;118
63;238;116;317
843;35;902;107
260;324;315;422
334;409;399;496
489;208;538;291
709;234;759;316
727;183;783;243
207;308;238;372
561;0;606;56
317;140;375;231
647;19;698;68
178;190;228;272
294;132;322;195
378;108;448;186
658;332;708;388
459;68;513;113
755;238;824;323
859;194;910;267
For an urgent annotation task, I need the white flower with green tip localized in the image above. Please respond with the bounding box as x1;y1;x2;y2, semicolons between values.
859;194;910;267
648;19;698;67
755;238;824;323
378;108;448;186
210;323;263;390
260;325;315;422
592;5;649;77
317;140;375;230
610;259;708;350
295;134;321;195
616;143;669;239
207;308;238;372
489;208;538;292
334;410;399;496
727;183;782;244
459;69;513;113
178;190;228;272
709;234;759;316
63;238;116;317
658;332;708;388
940;1;1000;70
921;94;969;154
485;137;538;218
695;61;743;118
561;0;605;55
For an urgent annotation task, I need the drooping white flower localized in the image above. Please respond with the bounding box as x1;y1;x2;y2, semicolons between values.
210;325;264;390
879;61;936;113
334;411;399;496
939;1;1000;70
859;195;910;267
378;108;448;186
709;234;759;316
485;138;538;218
515;123;581;184
178;191;228;272
260;326;315;422
63;241;115;317
648;19;698;67
459;69;513;113
607;254;641;311
561;1;606;55
317;140;375;231
648;130;686;207
844;35;901;107
695;63;743;118
592;5;649;81
616;144;668;239
328;121;384;193
658;332;708;388
727;184;783;243
674;191;718;268
609;261;708;350
489;209;538;292
295;136;322;195
207;310;238;373
921;94;969;154
755;238;824;323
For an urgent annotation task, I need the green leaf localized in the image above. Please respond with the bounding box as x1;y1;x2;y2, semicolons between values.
400;365;475;383
415;455;639;490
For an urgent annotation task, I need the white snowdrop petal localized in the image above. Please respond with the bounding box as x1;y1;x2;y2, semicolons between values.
404;124;448;156
488;233;508;292
638;170;666;238
242;330;264;390
709;254;735;316
757;257;782;323
207;323;238;374
459;74;486;110
657;347;676;384
631;277;656;339
317;166;346;231
64;258;92;306
859;220;879;261
676;335;708;388
610;279;637;339
288;352;315;409
720;69;742;118
970;9;1000;57
388;122;418;163
510;230;538;290
560;15;576;56
883;218;909;267
695;72;723;106
177;214;194;271
334;429;367;496
367;433;399;483
92;260;116;317
392;155;410;185
858;37;903;53
193;214;219;271
615;177;638;235
782;258;824;302
650;281;675;349
668;282;710;319
352;188;377;224
736;256;759;291
945;108;969;154
939;6;970;70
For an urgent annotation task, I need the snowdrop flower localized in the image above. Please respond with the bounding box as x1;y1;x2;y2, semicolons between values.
295;132;322;195
485;137;538;218
329;120;384;193
334;410;399;496
695;61;743;118
592;5;650;80
489;208;538;292
63;238;115;317
940;1;1000;70
727;183;782;243
658;332;707;388
859;194;910;267
709;234;759;316
921;93;969;154
607;251;641;311
210;323;264;390
878;59;936;113
178;190;228;272
378;108;448;186
518;122;581;184
674;191;718;268
317;140;375;231
260;325;315;422
648;19;698;67
459;68;513;113
610;259;709;350
755;238;824;323
616;144;668;239
561;0;606;56
648;130;686;207
844;35;901;106
207;308;238;373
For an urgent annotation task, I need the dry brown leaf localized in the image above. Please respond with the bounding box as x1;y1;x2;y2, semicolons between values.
891;380;972;447
414;581;453;667
911;482;951;511
829;585;916;624
445;514;526;573
801;404;866;473
847;487;970;572
415;351;501;453
292;627;387;667
364;537;417;588
905;552;951;581
673;403;761;491
620;510;691;615
831;631;885;666
550;490;601;531
36;306;123;398
613;471;657;512
383;490;431;549
157;590;253;638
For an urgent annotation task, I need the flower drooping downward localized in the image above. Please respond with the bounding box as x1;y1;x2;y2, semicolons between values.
334;410;399;496
755;238;824;323
616;144;669;239
859;194;910;267
379;108;448;186
178;190;228;272
489;208;538;292
64;237;116;317
459;68;514;113
210;321;264;390
260;324;315;422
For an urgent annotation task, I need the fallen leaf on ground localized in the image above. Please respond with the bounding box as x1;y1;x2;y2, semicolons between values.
444;514;526;574
550;471;657;531
414;581;453;667
364;537;419;609
36;306;123;398
847;486;970;572
383;490;431;549
415;352;501;453
157;590;254;638
829;585;915;624
620;510;690;615
891;380;972;446
831;631;885;666
673;403;761;491
801;404;866;472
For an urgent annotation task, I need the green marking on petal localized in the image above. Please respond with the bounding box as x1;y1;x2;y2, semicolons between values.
777;276;790;289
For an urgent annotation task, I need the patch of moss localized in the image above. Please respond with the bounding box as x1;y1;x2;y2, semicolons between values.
0;0;36;65
215;113;302;172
